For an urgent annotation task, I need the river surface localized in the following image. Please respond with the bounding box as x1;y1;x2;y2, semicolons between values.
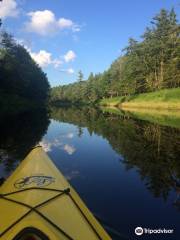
0;107;180;239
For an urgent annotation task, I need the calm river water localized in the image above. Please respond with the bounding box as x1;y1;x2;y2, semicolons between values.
0;107;179;239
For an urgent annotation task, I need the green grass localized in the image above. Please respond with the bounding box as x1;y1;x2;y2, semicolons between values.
99;88;180;110
99;96;125;106
126;88;180;102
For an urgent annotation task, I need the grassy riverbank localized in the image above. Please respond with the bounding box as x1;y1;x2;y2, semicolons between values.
101;107;180;129
99;88;180;110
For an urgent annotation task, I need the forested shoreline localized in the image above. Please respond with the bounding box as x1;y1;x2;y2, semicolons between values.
0;31;50;114
50;9;180;106
1;8;179;112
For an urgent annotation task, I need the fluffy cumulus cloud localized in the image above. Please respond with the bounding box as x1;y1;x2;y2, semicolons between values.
63;144;76;155
58;18;80;32
26;10;56;35
0;0;19;19
58;18;73;29
64;50;76;63
30;50;52;67
29;49;75;71
15;39;75;72
40;139;76;155
39;138;63;152
16;41;62;68
25;10;80;36
29;49;62;68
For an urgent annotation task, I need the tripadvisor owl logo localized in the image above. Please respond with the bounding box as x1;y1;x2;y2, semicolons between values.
135;227;143;236
135;227;174;236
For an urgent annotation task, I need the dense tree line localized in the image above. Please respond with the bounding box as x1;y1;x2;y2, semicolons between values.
51;9;180;105
0;31;50;105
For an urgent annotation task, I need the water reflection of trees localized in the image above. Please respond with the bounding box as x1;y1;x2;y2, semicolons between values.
0;109;50;175
51;107;180;202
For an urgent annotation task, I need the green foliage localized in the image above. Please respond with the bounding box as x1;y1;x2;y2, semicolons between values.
50;8;180;105
0;31;50;108
0;91;35;115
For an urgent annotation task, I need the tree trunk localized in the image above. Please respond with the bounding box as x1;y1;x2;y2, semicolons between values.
159;60;164;89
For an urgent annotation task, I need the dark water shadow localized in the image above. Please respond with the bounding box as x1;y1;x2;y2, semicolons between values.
0;108;50;177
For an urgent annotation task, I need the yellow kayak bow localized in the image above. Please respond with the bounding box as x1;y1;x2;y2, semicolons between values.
0;146;111;240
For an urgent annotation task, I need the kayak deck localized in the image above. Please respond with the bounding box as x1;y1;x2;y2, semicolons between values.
0;147;111;240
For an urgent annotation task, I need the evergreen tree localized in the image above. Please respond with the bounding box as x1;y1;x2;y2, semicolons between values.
77;70;84;82
50;8;180;105
0;31;50;104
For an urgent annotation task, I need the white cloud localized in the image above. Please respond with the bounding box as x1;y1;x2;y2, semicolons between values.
66;133;74;139
60;68;75;74
67;68;75;74
40;139;76;155
29;49;76;69
26;10;56;35
61;133;74;139
15;39;75;70
39;138;63;152
0;0;18;19
64;50;76;62
27;49;62;68
39;141;52;152
63;144;76;155
52;59;63;68
25;10;80;36
30;50;52;67
72;25;81;33
53;138;63;147
58;18;73;29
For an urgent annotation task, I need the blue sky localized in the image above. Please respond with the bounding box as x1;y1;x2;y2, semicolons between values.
1;0;180;87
